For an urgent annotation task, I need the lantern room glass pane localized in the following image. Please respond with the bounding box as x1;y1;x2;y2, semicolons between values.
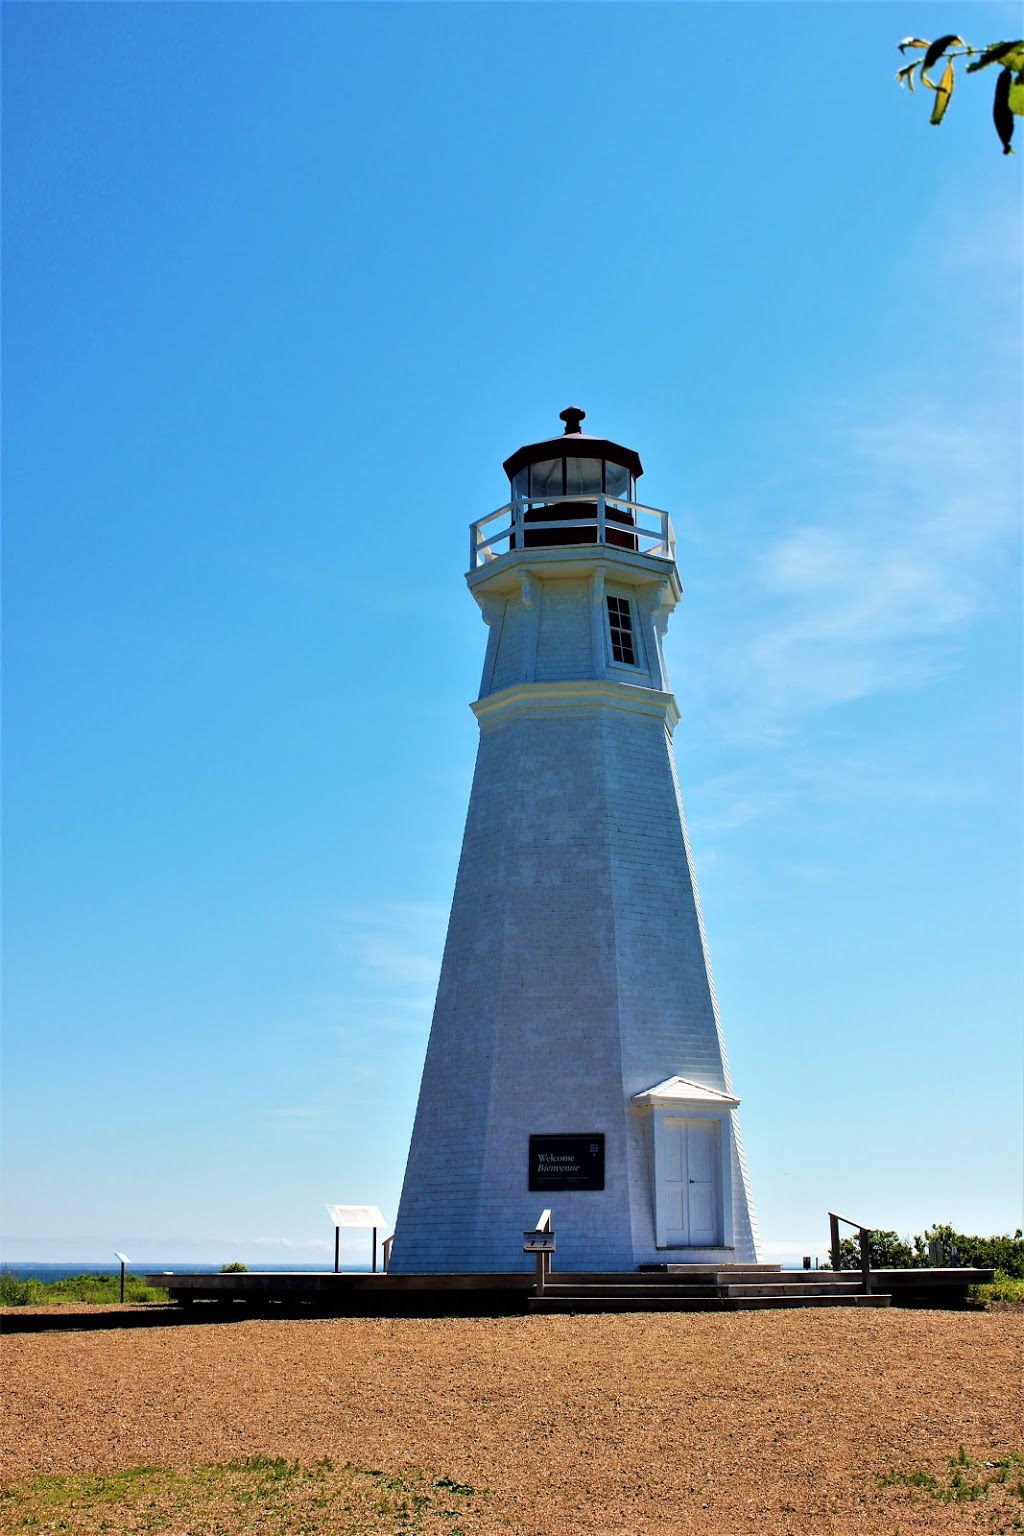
529;459;563;498
564;457;602;497
511;469;529;501
604;460;631;501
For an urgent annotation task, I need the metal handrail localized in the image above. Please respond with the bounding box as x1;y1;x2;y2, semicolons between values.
470;494;675;568
828;1211;873;1294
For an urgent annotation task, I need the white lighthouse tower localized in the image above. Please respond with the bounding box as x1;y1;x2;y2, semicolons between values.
389;410;759;1274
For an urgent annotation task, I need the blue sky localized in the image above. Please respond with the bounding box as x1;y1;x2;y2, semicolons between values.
3;1;1021;1268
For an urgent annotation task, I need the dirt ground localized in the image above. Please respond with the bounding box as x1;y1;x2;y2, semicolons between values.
1;1306;1021;1535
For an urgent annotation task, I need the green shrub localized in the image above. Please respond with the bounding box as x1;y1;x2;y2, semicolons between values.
0;1270;167;1306
0;1270;33;1306
218;1261;249;1273
924;1225;1024;1278
826;1230;924;1270
969;1270;1024;1304
823;1225;1024;1274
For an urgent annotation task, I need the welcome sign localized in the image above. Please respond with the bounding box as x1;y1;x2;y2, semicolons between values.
528;1134;605;1192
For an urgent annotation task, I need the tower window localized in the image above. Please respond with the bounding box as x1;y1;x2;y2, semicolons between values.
606;595;636;666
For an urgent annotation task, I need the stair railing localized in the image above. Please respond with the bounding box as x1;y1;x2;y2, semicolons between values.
828;1212;873;1294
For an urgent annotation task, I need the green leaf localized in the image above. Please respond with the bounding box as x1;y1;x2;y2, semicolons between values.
898;37;931;54
930;58;955;123
966;40;1024;74
923;35;964;72
896;62;919;92
993;67;1016;152
1009;70;1024;116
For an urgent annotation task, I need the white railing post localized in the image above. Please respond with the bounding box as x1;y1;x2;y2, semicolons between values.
514;499;524;551
597;495;606;546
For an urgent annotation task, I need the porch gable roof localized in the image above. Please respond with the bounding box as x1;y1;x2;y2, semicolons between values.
631;1076;740;1109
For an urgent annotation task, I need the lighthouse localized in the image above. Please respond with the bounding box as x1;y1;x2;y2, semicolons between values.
389;410;759;1274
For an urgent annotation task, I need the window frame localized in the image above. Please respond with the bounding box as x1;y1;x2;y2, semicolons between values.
606;592;639;669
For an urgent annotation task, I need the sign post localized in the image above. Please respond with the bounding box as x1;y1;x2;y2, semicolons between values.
523;1210;555;1294
325;1205;388;1275
114;1251;129;1304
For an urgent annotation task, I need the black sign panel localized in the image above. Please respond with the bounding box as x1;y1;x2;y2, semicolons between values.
529;1134;605;1192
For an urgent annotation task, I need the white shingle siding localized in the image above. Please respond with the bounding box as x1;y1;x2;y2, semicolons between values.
534;584;605;682
390;548;759;1274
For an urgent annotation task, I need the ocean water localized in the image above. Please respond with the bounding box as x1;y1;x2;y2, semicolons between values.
2;1262;371;1284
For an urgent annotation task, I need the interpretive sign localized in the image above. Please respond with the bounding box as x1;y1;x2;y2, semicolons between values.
529;1133;605;1192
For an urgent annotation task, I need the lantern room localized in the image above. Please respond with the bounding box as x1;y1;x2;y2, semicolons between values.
502;407;644;551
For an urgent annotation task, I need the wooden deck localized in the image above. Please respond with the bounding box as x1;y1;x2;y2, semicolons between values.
143;1264;992;1315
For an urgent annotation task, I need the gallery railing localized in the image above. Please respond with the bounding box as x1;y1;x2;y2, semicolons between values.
470;495;675;569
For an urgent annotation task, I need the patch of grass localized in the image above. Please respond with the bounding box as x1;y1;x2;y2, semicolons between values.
0;1270;167;1307
879;1448;1024;1513
0;1456;495;1534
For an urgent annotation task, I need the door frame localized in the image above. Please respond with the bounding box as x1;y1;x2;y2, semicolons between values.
650;1107;735;1251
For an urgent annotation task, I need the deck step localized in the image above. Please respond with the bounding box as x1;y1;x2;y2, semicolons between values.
659;1263;782;1275
529;1291;891;1313
558;1271;725;1284
722;1282;865;1297
539;1284;724;1300
530;1296;731;1313
545;1270;841;1288
529;1267;893;1313
729;1293;891;1310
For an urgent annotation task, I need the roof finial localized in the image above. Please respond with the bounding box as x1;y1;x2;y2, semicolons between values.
559;406;585;436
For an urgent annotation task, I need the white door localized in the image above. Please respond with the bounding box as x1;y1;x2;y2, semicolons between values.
658;1117;721;1247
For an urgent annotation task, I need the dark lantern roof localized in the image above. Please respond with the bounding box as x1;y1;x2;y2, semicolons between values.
502;408;643;483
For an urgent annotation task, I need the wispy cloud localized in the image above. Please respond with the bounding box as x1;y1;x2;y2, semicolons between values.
336;900;448;1032
714;182;1022;742
929;191;1022;287
740;399;1018;723
246;1235;333;1253
253;903;448;1131
343;902;448;989
264;1106;319;1124
687;715;996;844
677;375;1019;847
678;384;1019;755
